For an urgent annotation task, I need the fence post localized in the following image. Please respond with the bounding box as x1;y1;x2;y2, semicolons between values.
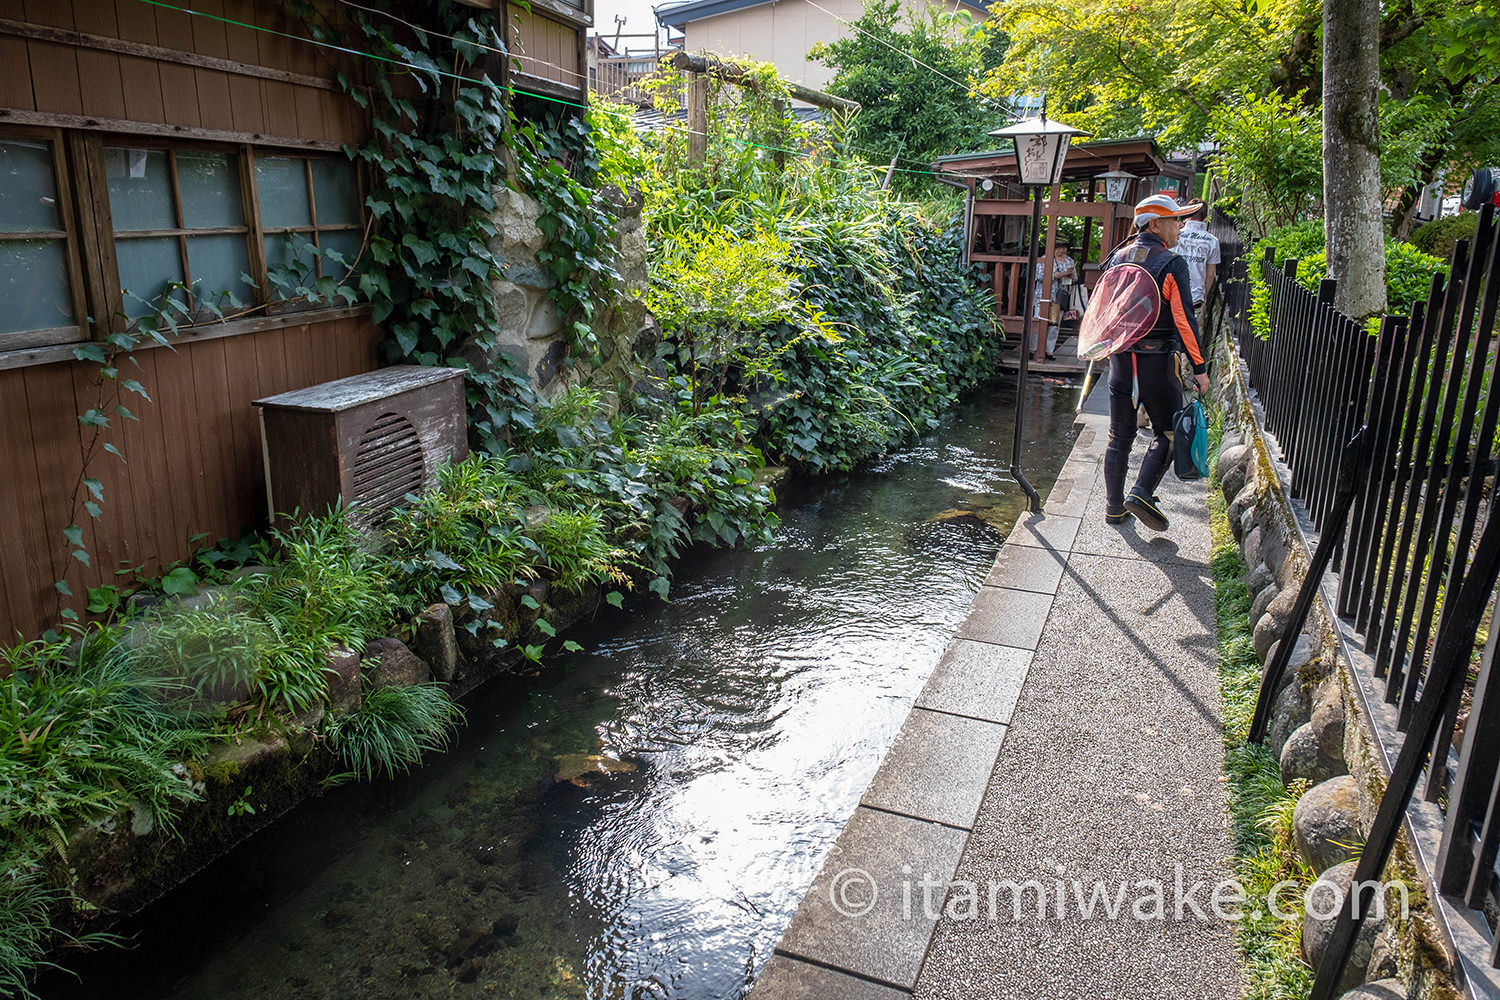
687;71;707;164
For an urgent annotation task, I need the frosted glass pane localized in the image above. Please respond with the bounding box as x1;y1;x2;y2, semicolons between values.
116;236;185;320
186;234;252;309
256;156;311;229
311;159;359;225
106;148;174;231
0;141;61;232
179;152;242;229
318;230;364;279
0;240;73;333
264;232;315;299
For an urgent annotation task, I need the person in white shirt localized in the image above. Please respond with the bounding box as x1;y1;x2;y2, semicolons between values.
1174;203;1220;328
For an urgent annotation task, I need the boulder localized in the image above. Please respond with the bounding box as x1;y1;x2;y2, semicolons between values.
1280;723;1345;787
1246;562;1276;604
1228;483;1258;542
1269;675;1314;758
1219;445;1251;503
414;603;460;683
1337;982;1405;1000
1302;860;1388;994
327;644;361;715
1294;777;1363;873
1250;583;1280;630
1311;677;1347;762
1253;611;1283;662
364;638;431;689
1366;926;1398;982
1244;526;1265;571
1261;525;1290;579
1263;633;1316;693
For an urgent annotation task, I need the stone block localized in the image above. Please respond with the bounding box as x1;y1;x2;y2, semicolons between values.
915;640;1033;725
860;709;1007;828
414;603;460;683
327;644;361;715
955;587;1054;651
364;637;431;689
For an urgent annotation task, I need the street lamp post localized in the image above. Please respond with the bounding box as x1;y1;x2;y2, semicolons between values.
989;116;1086;513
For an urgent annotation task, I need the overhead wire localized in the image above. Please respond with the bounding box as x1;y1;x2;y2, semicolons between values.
130;0;1010;182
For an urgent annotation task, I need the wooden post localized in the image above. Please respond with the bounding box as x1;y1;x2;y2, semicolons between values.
1033;183;1062;362
687;71;707;164
773;98;787;171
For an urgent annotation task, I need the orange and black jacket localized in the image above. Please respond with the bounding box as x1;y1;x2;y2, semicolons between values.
1107;231;1207;375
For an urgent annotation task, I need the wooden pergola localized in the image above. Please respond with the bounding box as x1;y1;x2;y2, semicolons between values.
935;138;1194;353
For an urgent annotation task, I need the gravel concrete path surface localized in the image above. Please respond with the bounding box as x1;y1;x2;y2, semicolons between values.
750;386;1243;1000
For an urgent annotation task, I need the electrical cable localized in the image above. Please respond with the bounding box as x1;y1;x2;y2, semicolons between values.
129;0;1006;182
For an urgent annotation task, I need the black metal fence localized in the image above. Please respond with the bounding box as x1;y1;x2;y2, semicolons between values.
1219;204;1500;998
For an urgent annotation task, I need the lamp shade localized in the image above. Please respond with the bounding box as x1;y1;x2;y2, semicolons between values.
989;117;1088;186
1098;169;1137;204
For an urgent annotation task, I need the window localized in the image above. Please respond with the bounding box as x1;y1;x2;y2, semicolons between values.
0;131;365;356
256;155;364;300
106;146;255;320
0;136;83;347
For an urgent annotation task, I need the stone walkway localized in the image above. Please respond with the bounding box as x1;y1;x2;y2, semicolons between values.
749;386;1243;999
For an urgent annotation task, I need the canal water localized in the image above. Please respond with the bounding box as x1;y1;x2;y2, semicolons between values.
46;377;1083;1000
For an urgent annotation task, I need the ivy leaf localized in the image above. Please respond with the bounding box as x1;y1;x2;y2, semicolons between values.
54;579;73;597
520;594;541;610
536;619;556;638
83;477;104;501
78;409;109;428
72;343;108;364
562;640;583;653
649;577;671;600
121;379;151;401
71;549;91;567
426;548;463;571
161;566;199;596
440;583;463;606
103;443;126;463
83;501;102;519
62;524;84;548
605;591;624;609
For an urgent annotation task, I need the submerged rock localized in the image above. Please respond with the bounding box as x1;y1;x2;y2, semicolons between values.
554;754;637;787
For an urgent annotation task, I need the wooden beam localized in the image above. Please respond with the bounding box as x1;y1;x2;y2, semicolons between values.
972;199;1111;218
0;107;347;150
687;71;707;163
0;16;338;93
670;51;859;113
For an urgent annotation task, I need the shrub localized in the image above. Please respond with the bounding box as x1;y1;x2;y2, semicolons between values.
324;683;465;783
1409;211;1480;263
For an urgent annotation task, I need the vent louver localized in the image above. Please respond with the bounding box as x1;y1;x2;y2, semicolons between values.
349;412;426;529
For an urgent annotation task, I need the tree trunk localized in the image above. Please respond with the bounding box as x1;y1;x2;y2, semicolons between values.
1323;0;1387;319
1389;145;1448;241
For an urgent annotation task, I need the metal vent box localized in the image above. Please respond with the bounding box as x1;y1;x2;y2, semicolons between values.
253;366;468;529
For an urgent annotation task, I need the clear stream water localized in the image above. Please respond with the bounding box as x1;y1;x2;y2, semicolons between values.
44;377;1083;1000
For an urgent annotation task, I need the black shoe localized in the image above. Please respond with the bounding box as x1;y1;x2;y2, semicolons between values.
1105;506;1131;525
1045;353;1056;360
1124;490;1168;531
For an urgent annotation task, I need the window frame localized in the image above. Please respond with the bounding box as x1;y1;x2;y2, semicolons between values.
248;149;368;311
0;126;90;352
0;126;368;363
99;139;262;325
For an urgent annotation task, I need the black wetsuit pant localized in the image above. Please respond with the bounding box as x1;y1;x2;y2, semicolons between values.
1105;350;1182;511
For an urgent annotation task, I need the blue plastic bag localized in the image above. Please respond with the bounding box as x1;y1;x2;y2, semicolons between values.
1173;396;1208;480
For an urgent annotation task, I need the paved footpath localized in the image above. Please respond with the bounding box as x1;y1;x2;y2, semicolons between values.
750;386;1244;1000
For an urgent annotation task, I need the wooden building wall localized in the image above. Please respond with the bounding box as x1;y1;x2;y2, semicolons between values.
0;0;366;149
0;318;382;640
0;0;382;640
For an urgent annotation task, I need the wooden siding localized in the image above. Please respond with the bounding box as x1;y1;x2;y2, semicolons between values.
0;0;365;148
0;316;383;640
510;9;583;89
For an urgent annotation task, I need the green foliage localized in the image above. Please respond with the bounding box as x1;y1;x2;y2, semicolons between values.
246;512;398;714
1409;212;1481;262
0;629;209;845
1247;221;1446;338
127;597;271;709
979;0;1317;150
1210;92;1324;240
813;1;1005;192
324;683;466;783
1210;469;1315;999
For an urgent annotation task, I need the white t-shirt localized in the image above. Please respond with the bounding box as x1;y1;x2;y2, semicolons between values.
1176;220;1220;305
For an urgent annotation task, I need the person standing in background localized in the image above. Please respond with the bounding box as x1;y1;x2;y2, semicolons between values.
1175;202;1220;331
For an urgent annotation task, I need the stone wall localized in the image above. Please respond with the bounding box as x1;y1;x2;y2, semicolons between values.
479;184;658;407
1213;333;1465;1000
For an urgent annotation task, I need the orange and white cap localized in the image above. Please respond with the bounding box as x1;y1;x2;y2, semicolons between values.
1133;194;1201;227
